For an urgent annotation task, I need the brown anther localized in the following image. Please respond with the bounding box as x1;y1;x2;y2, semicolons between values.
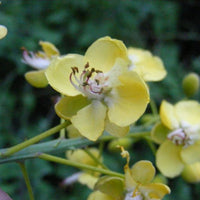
84;62;89;69
21;46;27;51
71;67;79;74
95;79;100;85
95;70;103;73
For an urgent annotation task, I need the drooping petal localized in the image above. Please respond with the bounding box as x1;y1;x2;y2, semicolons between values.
25;70;48;88
181;141;200;164
128;48;166;81
105;117;129;137
78;173;99;189
140;183;170;199
175;100;200;125
84;36;130;72
160;100;179;130
55;95;90;120
130;160;155;184
151;122;170;144
156;140;184;178
94;176;124;198
0;25;7;39
107;71;149;127
67;124;82;138
87;191;115;200
45;54;84;96
71;100;107;141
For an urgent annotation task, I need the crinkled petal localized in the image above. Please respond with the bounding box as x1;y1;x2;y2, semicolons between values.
151;122;170;144
45;54;84;96
87;191;115;200
175;100;200;125
25;70;48;88
94;176;124;198
39;41;60;57
128;48;166;81
130;160;155;184
181;141;200;164
140;183;170;199
78;173;99;189
105;117;129;137
156;140;184;178
0;25;7;39
71;100;107;141
107;71;149;127
55;95;90;120
85;36;129;72
160;100;179;129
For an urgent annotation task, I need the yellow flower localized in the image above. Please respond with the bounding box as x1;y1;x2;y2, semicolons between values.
88;147;170;200
46;36;149;141
22;41;60;87
128;48;166;82
152;100;200;178
0;25;7;39
63;148;102;189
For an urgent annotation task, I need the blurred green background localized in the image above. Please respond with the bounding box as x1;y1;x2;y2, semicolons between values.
0;0;200;199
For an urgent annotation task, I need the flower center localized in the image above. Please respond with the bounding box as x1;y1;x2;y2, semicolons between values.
70;62;110;100
124;191;143;200
167;121;200;147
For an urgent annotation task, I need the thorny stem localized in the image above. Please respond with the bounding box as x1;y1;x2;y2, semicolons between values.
38;153;124;179
18;162;35;200
1;121;70;158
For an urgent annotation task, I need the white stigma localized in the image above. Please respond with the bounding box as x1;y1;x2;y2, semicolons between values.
124;191;143;200
168;121;200;147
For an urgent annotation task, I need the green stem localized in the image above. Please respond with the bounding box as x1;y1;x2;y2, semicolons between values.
150;99;158;116
83;148;109;169
18;162;35;200
59;119;66;138
38;153;124;179
1;121;70;158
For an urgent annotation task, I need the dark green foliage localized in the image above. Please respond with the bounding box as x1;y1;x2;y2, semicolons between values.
0;0;200;199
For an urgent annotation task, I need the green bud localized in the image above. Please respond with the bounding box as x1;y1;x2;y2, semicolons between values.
108;138;133;152
182;72;199;98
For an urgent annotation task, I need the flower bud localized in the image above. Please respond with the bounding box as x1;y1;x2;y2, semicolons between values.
108;138;133;152
181;162;200;183
182;72;199;98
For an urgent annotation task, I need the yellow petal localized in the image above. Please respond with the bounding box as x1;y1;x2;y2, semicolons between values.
128;48;166;81
107;71;149;127
156;140;184;178
181;141;200;164
55;95;90;120
25;70;48;88
0;25;7;39
71;100;107;141
39;41;60;57
66;124;82;138
141;183;170;199
78;173;98;189
181;162;200;183
87;191;115;200
174;100;200;125
125;166;137;191
151;122;170;144
45;54;84;96
84;36;129;72
160;100;179;129
105;117;129;137
94;176;124;198
130;160;155;184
